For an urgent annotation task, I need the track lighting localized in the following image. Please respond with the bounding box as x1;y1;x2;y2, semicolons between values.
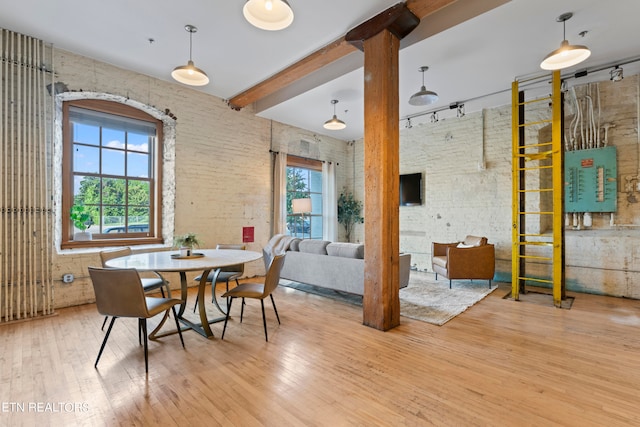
323;100;346;130
430;112;438;123
405;118;412;129
243;0;294;31
610;66;623;82
409;66;438;106
540;12;591;71
172;25;209;86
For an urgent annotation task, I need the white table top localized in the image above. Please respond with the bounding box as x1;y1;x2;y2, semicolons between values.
104;249;262;272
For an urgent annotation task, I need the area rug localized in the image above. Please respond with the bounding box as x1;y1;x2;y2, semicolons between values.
400;271;498;325
280;271;498;326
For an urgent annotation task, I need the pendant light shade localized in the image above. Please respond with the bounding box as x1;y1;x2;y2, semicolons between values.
409;66;438;106
323;99;346;130
172;25;209;86
243;0;294;31
540;13;591;71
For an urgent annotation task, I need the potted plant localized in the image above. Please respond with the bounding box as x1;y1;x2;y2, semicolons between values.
70;204;93;241
173;232;201;256
337;190;364;242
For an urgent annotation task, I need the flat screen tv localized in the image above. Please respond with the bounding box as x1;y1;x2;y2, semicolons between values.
400;173;423;206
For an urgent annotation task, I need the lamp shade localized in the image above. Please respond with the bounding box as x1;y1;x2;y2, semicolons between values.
540;40;591;70
171;60;210;86
409;86;439;106
243;0;294;31
292;198;312;214
323;115;346;130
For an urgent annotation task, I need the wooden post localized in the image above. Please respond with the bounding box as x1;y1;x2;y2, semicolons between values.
362;29;401;331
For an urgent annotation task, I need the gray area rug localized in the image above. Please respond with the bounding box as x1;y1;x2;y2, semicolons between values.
280;271;497;326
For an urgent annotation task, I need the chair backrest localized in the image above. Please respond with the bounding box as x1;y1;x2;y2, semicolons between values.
88;267;149;318
262;254;286;297
216;244;246;273
99;247;133;267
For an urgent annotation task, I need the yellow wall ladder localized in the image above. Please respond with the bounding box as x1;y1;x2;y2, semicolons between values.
511;70;565;307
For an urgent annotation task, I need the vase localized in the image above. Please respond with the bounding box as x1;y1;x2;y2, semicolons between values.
180;246;192;257
74;231;92;241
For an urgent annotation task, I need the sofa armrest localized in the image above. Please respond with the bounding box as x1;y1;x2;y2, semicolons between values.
432;242;458;257
445;244;495;279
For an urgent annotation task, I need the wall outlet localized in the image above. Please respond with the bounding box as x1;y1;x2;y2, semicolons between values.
62;273;74;283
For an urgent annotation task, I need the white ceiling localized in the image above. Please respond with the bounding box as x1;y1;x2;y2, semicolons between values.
1;0;639;141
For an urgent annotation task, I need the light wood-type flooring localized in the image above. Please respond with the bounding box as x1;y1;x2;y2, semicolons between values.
1;278;639;426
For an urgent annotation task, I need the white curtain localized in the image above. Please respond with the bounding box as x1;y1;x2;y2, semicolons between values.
322;161;338;241
272;152;288;235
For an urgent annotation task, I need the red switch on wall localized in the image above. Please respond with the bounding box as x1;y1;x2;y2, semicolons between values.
242;226;254;243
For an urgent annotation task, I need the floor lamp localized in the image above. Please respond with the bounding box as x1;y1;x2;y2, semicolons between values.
292;198;312;238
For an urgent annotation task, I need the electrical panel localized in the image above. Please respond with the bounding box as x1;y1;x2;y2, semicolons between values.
564;146;617;213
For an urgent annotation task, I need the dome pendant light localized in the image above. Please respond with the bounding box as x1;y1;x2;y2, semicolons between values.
172;24;209;86
323;100;346;130
243;0;294;31
409;66;438;106
540;12;591;71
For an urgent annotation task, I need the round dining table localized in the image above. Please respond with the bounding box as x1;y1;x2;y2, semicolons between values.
105;248;262;339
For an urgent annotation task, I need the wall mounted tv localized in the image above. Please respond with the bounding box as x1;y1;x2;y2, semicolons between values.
400;173;423;206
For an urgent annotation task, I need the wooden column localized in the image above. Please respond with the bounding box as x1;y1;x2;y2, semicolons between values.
362;29;401;331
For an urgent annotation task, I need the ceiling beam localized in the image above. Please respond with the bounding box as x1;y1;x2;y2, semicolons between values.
228;0;459;110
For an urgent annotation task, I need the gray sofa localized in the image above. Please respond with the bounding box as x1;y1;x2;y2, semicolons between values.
263;235;411;296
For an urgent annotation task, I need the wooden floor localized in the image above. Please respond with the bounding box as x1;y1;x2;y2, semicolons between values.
1;278;639;426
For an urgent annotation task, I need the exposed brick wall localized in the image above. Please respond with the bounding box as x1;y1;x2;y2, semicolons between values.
51;49;350;308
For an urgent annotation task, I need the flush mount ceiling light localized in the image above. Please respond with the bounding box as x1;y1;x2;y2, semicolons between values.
323;99;346;130
409;66;439;106
171;24;209;86
540;12;591;71
243;0;294;31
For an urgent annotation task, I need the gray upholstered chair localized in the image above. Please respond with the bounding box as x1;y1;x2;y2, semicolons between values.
100;247;170;330
221;254;285;342
88;267;185;373
193;243;246;314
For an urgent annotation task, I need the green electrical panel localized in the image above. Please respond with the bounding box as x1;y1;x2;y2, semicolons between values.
564;146;617;213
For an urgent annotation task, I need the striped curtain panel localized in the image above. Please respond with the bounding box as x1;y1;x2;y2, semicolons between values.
0;28;54;322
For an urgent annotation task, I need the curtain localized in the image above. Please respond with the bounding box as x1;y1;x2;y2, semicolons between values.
322;161;337;241
0;29;54;322
272;151;288;235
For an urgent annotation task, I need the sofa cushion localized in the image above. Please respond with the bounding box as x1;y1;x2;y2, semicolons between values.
298;239;331;255
432;255;447;268
326;242;365;259
462;235;487;247
289;238;301;251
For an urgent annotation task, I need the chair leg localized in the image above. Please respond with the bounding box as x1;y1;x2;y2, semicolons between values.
141;318;149;373
221;297;234;340
260;299;268;342
138;320;142;345
270;294;280;324
449;280;452;289
101;316;109;331
160;287;166;298
489;279;492;289
171;306;185;348
240;297;245;323
435;273;438;280
95;317;116;368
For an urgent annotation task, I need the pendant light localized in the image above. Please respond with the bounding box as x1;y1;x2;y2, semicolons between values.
243;0;294;31
540;12;591;71
323;100;346;130
409;66;438;106
171;25;209;86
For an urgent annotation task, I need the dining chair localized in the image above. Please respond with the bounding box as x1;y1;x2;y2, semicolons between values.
221;254;286;342
88;267;185;373
100;247;170;330
193;243;246;314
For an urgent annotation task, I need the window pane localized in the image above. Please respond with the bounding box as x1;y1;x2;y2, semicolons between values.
128;180;150;206
103;206;126;233
102;178;126;206
127;152;149;178
102;148;125;176
128;208;149;232
128;133;150;153
73;175;100;205
73;123;99;145
102;128;125;149
73;144;99;174
309;170;322;192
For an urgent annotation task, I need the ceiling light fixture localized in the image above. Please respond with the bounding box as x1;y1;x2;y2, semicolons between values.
323;100;346;130
409;66;439;106
243;0;294;31
171;25;209;86
540;12;591;71
610;66;623;82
